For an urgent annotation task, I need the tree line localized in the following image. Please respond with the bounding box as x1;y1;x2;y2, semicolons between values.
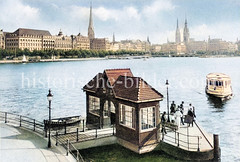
0;48;148;60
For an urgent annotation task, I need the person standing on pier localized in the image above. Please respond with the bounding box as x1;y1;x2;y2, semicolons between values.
187;107;196;127
170;101;176;114
179;101;185;125
161;112;167;134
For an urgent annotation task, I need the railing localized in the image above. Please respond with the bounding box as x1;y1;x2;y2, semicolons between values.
0;111;45;135
61;139;84;162
55;124;115;144
162;124;201;151
0;111;85;162
194;121;213;148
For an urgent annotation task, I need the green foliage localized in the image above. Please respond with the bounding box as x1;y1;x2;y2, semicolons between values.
0;48;152;60
79;144;183;162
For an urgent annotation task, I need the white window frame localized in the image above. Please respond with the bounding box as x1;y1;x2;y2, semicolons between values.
119;104;135;129
89;95;100;116
140;107;156;132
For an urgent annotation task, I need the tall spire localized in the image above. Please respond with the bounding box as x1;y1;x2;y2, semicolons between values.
175;18;181;44
88;1;95;39
113;33;115;43
183;16;189;44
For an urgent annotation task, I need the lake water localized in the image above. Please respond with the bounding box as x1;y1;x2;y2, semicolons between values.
0;57;239;161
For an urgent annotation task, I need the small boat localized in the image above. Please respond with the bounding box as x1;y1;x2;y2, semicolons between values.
44;115;82;130
22;55;27;63
206;73;233;100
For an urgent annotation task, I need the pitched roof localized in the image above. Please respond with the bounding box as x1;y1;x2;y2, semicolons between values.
12;28;51;36
113;76;163;103
83;73;105;92
104;68;133;86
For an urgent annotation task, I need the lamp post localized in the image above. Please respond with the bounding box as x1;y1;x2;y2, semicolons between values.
47;89;53;148
166;80;170;122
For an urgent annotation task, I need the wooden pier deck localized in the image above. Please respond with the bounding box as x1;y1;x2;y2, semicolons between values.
162;121;213;152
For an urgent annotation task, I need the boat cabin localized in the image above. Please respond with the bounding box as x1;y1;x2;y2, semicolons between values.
206;73;233;98
83;68;163;153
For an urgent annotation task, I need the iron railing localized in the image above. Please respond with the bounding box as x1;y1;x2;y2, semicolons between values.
0;111;45;135
0;111;85;162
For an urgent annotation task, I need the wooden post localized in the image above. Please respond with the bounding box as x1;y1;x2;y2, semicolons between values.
82;119;85;132
64;121;67;134
177;132;179;147
66;139;69;156
56;131;58;146
95;126;98;138
76;128;79;142
187;126;189;150
214;134;221;161
20;116;22;127
5;112;7;123
113;124;115;135
198;136;200;152
33;119;36;131
175;131;176;144
77;151;79;162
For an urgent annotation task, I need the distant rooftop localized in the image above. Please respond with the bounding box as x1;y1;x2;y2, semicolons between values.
11;28;51;36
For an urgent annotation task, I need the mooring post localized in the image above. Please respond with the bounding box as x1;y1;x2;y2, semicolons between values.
56;131;58;146
33;119;36;131
76;128;79;142
177;132;179;147
77;151;79;162
20;115;22;127
64;121;67;134
214;134;221;162
197;136;200;152
113;124;115;135
5;112;7;123
175;131;176;143
95;126;98;138
66;139;69;156
82;119;85;132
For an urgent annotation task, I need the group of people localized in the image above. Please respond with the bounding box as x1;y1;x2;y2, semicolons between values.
161;101;196;134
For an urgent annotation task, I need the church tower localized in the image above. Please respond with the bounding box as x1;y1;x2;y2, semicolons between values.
183;18;189;44
175;19;181;44
88;2;95;40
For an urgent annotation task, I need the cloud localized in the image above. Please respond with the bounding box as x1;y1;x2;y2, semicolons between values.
142;0;175;17
0;0;40;30
191;22;240;42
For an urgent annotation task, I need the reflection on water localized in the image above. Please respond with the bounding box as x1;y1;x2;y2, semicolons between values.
207;94;226;109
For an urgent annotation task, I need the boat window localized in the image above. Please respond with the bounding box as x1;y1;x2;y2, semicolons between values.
209;80;213;85
219;81;223;86
215;81;219;86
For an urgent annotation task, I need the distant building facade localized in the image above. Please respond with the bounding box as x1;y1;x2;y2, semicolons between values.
0;29;5;49
73;33;90;50
188;40;207;53
90;38;110;50
207;38;237;53
5;28;54;51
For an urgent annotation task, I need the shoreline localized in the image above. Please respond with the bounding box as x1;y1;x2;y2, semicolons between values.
0;55;239;64
0;57;106;64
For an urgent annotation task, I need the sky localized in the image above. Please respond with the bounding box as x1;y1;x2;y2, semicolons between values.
0;0;240;44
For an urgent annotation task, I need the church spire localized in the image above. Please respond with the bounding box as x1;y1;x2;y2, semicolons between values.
183;16;189;44
175;18;181;44
88;1;95;39
113;33;115;43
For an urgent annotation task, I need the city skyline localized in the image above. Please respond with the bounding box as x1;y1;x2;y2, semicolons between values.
0;0;240;44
